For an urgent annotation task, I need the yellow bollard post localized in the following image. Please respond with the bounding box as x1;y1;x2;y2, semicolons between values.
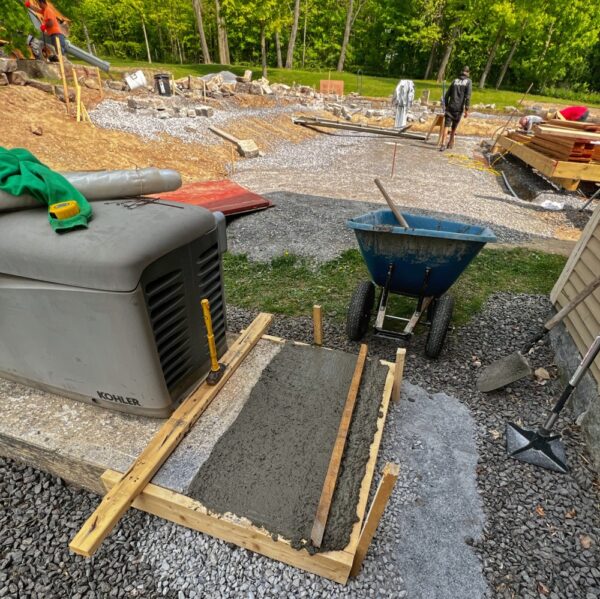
201;298;225;385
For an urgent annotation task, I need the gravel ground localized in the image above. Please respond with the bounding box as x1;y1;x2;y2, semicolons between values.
232;132;582;244
227;191;536;263
89;99;314;145
3;294;599;598
225;294;600;599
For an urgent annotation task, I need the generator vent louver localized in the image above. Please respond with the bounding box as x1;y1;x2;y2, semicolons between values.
145;269;193;390
197;244;226;344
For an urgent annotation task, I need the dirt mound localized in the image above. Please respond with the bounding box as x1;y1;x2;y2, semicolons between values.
2;86;320;181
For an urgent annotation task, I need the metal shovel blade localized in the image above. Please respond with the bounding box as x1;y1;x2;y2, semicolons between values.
505;422;568;473
477;351;532;392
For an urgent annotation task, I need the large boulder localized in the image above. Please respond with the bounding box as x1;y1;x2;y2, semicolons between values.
195;105;214;117
15;58;59;79
0;58;17;73
8;71;28;86
27;80;54;93
0;73;8;86
106;79;127;91
54;85;76;103
83;77;100;90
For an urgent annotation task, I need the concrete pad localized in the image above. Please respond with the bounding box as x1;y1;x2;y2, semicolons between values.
0;339;281;495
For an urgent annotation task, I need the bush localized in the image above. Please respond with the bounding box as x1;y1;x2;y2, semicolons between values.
539;84;600;106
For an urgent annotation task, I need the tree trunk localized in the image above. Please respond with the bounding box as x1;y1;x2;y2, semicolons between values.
539;19;555;88
496;37;518;89
436;29;457;83
260;22;267;78
82;22;93;55
302;1;308;68
479;24;504;89
215;0;230;64
192;0;212;64
337;0;354;72
539;19;554;64
286;0;301;68
141;17;152;64
424;42;437;79
495;19;527;90
275;31;283;68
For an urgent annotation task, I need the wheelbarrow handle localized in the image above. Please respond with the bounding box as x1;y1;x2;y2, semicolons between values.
374;178;410;228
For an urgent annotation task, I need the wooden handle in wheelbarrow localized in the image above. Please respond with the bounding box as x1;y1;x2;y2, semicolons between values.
374;178;410;228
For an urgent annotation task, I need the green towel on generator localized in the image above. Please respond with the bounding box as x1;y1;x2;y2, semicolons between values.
0;147;92;232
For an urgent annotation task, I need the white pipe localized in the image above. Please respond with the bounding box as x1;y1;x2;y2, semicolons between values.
0;168;182;212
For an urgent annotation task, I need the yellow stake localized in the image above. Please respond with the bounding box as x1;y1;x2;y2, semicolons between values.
201;299;220;375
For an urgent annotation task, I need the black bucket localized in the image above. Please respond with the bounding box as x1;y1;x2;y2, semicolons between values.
154;73;172;97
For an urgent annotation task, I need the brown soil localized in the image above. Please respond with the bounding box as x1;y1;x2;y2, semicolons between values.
2;86;319;182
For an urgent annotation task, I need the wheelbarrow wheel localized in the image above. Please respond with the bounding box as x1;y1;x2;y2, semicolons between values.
346;281;375;341
425;294;454;358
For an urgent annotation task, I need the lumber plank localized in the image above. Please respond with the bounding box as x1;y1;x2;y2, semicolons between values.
495;135;558;177
69;312;273;558
547;119;600;131
497;135;600;185
345;362;395;555
553;161;600;180
349;462;400;577
534;124;600;141
101;470;354;584
392;348;406;403
311;344;368;548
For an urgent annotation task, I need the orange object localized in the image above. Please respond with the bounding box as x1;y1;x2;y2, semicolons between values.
41;4;62;36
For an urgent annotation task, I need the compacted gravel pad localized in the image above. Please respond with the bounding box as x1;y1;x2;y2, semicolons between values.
2;294;599;598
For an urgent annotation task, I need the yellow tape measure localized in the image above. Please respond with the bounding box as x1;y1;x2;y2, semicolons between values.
49;201;80;220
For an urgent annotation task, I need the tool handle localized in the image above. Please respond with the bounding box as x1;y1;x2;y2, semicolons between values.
544;277;600;332
540;335;600;433
570;335;600;388
201;298;219;372
374;178;410;228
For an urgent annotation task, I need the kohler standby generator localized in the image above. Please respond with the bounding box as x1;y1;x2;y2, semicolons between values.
0;199;228;418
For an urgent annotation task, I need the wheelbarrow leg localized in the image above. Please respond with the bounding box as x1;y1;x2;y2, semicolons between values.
375;263;394;330
402;267;433;335
402;296;434;335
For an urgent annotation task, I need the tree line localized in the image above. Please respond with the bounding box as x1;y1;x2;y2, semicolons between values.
3;0;600;93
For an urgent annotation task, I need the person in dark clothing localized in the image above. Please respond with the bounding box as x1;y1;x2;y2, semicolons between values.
439;66;472;151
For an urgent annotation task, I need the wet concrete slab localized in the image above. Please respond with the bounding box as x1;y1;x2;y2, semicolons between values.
188;344;388;552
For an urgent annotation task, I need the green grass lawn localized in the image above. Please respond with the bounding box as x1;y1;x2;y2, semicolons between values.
102;57;600;109
223;247;566;329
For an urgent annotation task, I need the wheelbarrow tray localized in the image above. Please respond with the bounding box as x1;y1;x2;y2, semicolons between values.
347;210;497;298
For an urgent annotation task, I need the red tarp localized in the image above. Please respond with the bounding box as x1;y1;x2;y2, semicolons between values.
153;180;272;216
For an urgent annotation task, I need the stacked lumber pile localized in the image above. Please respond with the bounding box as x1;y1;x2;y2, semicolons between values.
508;119;600;164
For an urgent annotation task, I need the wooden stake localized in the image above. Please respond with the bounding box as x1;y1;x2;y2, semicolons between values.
69;312;273;558
96;67;103;100
350;462;399;577
313;305;323;346
311;344;368;547
83;103;95;126
71;67;81;122
54;39;70;115
71;68;81;122
392;348;406;402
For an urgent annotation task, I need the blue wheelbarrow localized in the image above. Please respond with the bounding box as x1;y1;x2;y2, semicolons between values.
346;209;496;357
